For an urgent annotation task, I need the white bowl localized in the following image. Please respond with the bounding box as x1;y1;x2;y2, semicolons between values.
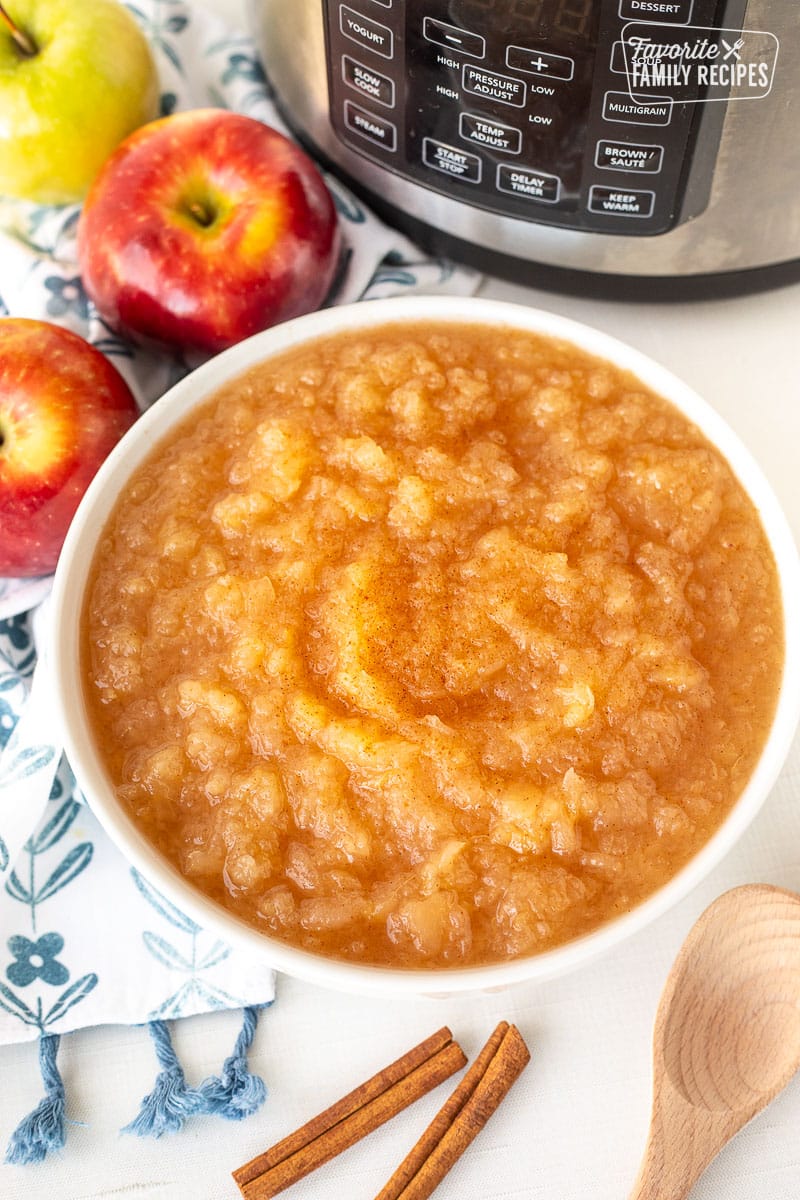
51;296;800;996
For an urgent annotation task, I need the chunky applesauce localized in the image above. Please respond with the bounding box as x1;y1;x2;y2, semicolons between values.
83;323;784;968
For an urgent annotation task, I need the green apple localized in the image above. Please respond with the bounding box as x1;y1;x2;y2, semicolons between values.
0;0;159;204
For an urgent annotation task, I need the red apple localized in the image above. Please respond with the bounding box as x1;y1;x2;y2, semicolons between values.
0;318;139;578
76;108;342;356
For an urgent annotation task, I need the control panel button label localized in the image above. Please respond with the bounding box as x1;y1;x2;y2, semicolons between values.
595;140;663;173
462;65;526;108
603;91;672;124
339;5;394;58
619;0;693;22
342;55;395;107
344;100;397;150
496;164;560;203
423;138;482;182
588;185;655;217
459;112;522;154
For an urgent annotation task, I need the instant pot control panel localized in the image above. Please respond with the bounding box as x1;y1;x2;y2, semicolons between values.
322;0;749;236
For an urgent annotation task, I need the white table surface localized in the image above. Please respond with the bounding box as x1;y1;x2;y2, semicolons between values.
3;3;800;1197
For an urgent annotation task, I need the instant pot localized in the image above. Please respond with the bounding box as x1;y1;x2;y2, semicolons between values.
251;0;799;297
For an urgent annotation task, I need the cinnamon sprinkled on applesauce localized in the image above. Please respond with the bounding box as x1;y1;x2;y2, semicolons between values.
83;324;783;967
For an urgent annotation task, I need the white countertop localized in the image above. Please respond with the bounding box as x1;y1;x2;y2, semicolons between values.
2;2;800;1197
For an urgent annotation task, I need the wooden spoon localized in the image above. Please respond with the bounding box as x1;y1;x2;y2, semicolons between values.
629;883;800;1200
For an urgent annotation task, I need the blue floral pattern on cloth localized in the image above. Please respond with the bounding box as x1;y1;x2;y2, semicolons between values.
0;747;99;1041
6;934;70;988
43;275;91;321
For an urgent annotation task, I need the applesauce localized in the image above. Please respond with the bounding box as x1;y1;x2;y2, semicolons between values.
83;323;784;968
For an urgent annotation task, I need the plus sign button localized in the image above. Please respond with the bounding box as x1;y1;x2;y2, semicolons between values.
505;45;575;82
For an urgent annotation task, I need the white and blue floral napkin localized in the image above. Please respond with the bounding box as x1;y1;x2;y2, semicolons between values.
0;0;479;1164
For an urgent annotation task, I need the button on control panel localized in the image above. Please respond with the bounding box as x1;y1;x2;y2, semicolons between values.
342;55;395;106
595;139;664;173
460;112;522;155
497;164;561;203
423;138;482;182
344;99;397;150
588;184;655;216
462;64;527;108
603;91;673;125
619;0;693;23
505;45;575;82
339;5;393;58
323;0;740;236
423;16;485;58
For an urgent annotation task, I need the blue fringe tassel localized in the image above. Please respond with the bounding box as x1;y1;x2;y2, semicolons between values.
195;1005;267;1121
5;1034;66;1165
122;1020;203;1138
123;1007;268;1137
5;1008;270;1163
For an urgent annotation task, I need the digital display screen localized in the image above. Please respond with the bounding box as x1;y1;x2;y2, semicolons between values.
509;0;595;38
446;0;596;44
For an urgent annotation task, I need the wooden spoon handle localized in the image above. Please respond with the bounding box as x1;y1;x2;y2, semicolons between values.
627;1086;733;1200
628;1143;701;1200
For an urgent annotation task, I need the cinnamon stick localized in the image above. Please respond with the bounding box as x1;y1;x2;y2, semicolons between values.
373;1021;531;1200
233;1026;467;1200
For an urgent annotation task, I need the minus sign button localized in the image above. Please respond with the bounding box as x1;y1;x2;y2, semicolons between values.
423;16;485;59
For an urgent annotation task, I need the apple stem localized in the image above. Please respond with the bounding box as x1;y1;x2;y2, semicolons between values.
0;2;37;57
187;201;215;228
